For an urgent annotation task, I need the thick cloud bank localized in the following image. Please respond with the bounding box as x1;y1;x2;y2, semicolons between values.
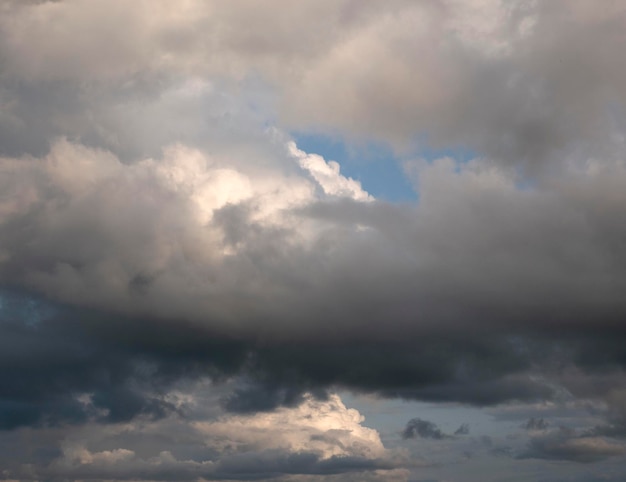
1;0;626;480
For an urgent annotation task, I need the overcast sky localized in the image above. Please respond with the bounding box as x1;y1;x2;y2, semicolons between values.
1;1;626;481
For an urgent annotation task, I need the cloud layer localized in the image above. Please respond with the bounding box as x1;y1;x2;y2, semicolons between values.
1;0;626;480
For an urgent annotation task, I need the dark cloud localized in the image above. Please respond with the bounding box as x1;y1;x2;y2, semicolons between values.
222;383;328;414
213;452;396;478
0;290;556;429
12;451;396;481
585;390;626;439
0;290;251;429
520;427;626;464
402;419;450;441
523;418;549;431
402;419;469;441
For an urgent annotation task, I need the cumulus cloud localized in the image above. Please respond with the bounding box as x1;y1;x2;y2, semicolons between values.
0;136;369;323
197;394;386;459
5;141;626;339
289;142;372;202
2;1;625;167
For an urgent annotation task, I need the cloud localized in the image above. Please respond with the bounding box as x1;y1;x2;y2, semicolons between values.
197;393;386;460
402;419;450;440
585;389;626;439
289;142;373;202
2;1;625;169
523;418;549;431
1;1;626;479
520;427;626;464
0;390;402;481
3;138;626;426
402;419;469;440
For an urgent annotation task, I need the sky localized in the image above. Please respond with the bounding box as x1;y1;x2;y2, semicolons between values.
0;1;626;481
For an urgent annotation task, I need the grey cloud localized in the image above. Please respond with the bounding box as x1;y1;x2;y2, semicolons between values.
586;390;626;439
212;451;396;478
523;418;549;431
520;427;626;464
222;382;329;414
276;1;626;173
402;419;450;440
2;136;626;423
0;292;549;428
480;436;493;447
1;1;625;172
402;419;469;441
0;290;255;429
490;446;514;458
1;2;626;479
0;386;401;481
383;374;555;406
13;451;396;481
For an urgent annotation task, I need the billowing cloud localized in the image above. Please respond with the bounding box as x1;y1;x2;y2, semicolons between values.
2;1;625;170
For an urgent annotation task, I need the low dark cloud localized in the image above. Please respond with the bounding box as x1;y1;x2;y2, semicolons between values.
1;286;626;431
222;383;329;414
0;290;538;429
0;290;250;429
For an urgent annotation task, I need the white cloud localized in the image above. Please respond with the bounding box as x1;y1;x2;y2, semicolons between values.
288;142;372;202
0;135;374;326
196;393;385;460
